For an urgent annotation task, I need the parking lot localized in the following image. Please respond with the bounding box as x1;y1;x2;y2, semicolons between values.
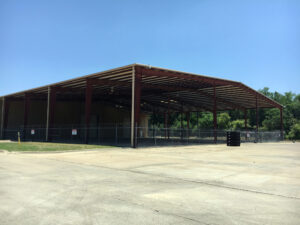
1;142;300;225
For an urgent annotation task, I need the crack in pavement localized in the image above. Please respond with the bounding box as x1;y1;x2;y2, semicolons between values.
42;157;300;200
113;196;217;225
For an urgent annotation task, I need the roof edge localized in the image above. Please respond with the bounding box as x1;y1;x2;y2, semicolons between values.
0;64;136;98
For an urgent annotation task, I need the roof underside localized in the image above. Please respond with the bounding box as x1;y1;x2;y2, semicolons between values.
1;64;282;112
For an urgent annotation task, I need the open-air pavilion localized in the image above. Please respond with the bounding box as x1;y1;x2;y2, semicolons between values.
0;64;283;147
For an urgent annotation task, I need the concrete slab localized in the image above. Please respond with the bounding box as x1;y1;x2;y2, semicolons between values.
0;142;300;225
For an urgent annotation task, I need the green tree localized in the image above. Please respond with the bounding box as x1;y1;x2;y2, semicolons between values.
217;112;231;129
258;88;299;135
262;108;280;130
228;109;243;121
288;94;300;119
288;123;300;140
148;87;298;138
231;119;251;130
198;113;213;129
259;87;274;99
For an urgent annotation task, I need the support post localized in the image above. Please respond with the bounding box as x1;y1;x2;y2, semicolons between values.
3;99;9;131
152;109;155;141
23;94;30;139
2;98;10;140
167;98;170;139
255;96;259;143
46;87;50;141
46;87;56;142
164;111;167;139
134;73;141;147
197;111;199;141
85;80;93;144
244;109;248;140
213;84;217;143
0;97;5;139
197;111;199;130
115;124;118;145
131;67;141;148
280;107;283;140
186;111;190;138
256;96;259;132
180;110;183;140
244;109;247;131
131;67;135;147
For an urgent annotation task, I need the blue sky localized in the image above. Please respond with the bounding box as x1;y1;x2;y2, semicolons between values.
0;0;299;96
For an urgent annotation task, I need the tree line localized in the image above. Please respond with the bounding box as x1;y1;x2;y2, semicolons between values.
149;87;300;139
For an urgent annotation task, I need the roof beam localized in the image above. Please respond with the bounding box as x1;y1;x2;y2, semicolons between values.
236;83;282;109
76;77;244;110
87;78;131;88
141;82;245;110
137;66;283;109
167;95;213;112
136;66;235;86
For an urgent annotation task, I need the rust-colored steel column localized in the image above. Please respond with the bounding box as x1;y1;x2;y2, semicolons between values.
0;98;4;139
186;111;190;138
167;98;170;139
280;107;283;139
256;96;259;132
47;87;57;141
3;99;9;131
244;109;248;140
180;112;183;129
23;94;31;139
0;99;2;139
152;109;155;140
85;80;93;144
1;97;8;139
213;84;217;143
133;72;142;148
46;88;50;141
164;112;167;139
244;109;248;130
197;111;199;130
131;67;135;147
180;111;183;140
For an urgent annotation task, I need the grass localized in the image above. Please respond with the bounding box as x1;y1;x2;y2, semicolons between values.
0;142;115;152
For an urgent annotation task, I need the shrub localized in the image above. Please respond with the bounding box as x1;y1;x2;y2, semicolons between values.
231;119;251;130
217;113;231;129
288;123;300;140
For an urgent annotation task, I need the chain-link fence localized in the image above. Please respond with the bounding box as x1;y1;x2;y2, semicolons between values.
1;126;131;147
1;126;283;147
136;128;283;147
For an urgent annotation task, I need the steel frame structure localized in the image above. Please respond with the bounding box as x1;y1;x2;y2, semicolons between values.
0;64;284;147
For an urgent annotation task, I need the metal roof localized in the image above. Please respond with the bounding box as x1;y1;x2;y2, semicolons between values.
0;63;282;112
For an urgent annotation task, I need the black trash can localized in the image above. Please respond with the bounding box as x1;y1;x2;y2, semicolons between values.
227;131;241;146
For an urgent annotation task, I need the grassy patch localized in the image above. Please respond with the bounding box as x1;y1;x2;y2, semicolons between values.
0;142;114;152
